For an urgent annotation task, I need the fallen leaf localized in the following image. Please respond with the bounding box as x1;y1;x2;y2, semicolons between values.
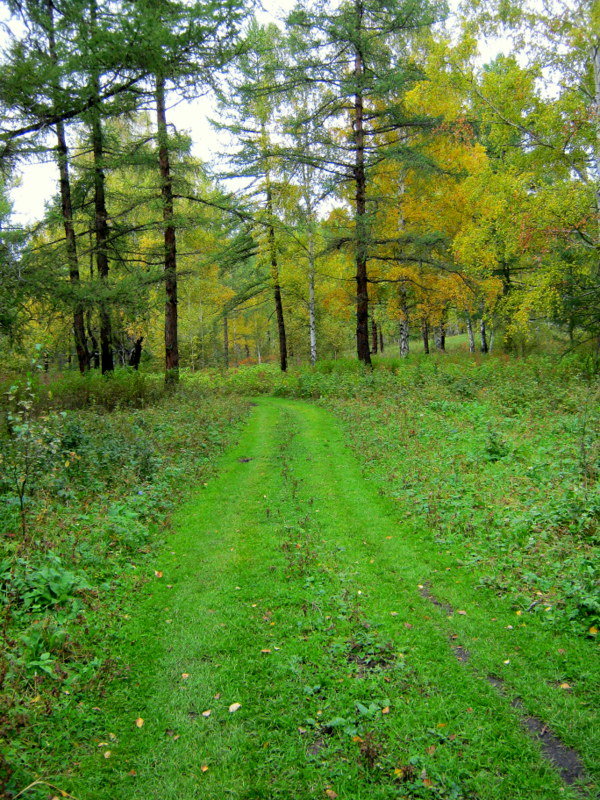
423;778;433;787
560;682;571;690
135;717;144;728
404;622;413;629
214;693;221;699
325;790;338;799
426;745;436;755
165;729;176;737
228;702;242;713
436;723;446;728
390;611;398;616
589;626;598;636
109;733;117;740
516;610;523;616
260;649;271;654
503;659;510;665
456;610;466;616
202;710;211;718
382;706;390;714
154;571;163;578
417;584;424;589
128;770;137;776
104;751;111;759
298;727;307;734
181;673;190;680
201;765;209;773
352;735;363;743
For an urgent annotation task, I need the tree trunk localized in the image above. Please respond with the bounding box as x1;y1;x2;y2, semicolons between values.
58;120;90;374
308;227;317;366
155;74;179;386
223;314;229;368
129;337;143;369
421;320;430;354
435;315;446;352
593;40;600;244
353;0;371;366
399;285;409;357
46;0;89;374
480;318;489;353
371;314;378;354
466;315;475;353
378;323;384;353
90;96;113;374
592;40;600;348
265;174;287;372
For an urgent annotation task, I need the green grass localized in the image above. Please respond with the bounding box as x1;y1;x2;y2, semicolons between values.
0;388;251;796
3;357;598;799
23;397;597;800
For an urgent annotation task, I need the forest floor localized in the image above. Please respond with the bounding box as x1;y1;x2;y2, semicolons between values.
55;397;597;800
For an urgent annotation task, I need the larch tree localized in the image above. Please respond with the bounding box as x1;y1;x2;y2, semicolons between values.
286;0;447;365
128;0;250;384
214;21;290;372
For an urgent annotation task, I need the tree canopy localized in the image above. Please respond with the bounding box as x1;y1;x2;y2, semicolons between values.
0;0;598;372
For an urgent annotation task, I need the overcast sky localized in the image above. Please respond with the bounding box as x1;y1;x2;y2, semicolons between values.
6;0;509;224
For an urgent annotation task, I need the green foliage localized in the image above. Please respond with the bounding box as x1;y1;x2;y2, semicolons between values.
0;380;250;794
0;377;64;535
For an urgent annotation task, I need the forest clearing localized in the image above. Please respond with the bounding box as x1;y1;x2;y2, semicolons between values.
0;0;599;797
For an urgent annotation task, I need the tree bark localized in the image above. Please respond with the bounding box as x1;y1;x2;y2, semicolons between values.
378;323;384;353
155;74;179;385
129;337;143;369
480;318;489;353
466;315;475;353
398;296;409;358
593;40;600;244
265;173;287;372
46;0;89;374
353;0;372;366
308;223;317;366
421;319;430;354
434;313;446;352
88;0;113;374
90;97;113;373
371;313;378;354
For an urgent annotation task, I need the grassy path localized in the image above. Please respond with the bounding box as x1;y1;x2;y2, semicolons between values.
68;398;596;800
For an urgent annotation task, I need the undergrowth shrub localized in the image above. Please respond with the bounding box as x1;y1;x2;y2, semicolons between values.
0;380;250;795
